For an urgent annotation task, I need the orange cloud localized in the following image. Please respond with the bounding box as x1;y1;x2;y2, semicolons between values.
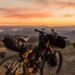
6;12;52;18
0;8;53;18
0;8;19;16
58;2;75;9
63;14;74;17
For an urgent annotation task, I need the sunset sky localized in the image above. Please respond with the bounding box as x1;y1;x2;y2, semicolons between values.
0;0;75;26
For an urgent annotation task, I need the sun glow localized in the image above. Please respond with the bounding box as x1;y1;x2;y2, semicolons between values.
0;0;75;26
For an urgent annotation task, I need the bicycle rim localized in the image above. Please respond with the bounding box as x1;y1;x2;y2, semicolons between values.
0;54;21;75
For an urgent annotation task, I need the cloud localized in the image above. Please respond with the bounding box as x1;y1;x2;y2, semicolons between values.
6;11;53;18
58;2;75;9
63;14;74;17
0;7;53;18
0;0;75;19
0;8;19;14
0;0;49;11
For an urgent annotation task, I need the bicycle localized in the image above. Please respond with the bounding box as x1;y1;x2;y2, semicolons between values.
34;29;66;75
0;29;66;75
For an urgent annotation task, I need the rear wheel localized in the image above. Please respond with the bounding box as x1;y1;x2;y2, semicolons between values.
40;51;63;75
0;54;22;75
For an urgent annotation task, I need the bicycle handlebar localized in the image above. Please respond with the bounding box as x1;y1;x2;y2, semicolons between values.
34;29;67;39
34;29;47;34
61;36;67;39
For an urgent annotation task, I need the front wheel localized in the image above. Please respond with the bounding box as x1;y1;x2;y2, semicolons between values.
40;50;63;75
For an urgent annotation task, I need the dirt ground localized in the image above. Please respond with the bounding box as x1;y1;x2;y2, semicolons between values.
0;44;75;75
58;45;75;75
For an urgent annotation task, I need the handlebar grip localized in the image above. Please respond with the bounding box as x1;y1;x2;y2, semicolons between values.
34;29;39;32
63;37;67;39
34;29;47;34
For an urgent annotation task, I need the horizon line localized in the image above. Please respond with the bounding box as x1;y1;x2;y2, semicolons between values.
0;25;75;27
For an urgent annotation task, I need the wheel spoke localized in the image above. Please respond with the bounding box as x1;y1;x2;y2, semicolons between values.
0;54;19;75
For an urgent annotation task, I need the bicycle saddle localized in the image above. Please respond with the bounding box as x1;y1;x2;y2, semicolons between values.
16;36;31;42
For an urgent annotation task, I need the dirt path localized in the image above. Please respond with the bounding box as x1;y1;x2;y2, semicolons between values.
59;45;75;75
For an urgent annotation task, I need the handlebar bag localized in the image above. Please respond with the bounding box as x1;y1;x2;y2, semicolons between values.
54;36;66;48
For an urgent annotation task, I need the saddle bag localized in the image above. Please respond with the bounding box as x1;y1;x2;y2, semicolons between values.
3;36;27;52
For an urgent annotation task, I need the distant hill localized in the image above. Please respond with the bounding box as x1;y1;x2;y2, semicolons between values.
0;26;75;43
0;26;49;36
